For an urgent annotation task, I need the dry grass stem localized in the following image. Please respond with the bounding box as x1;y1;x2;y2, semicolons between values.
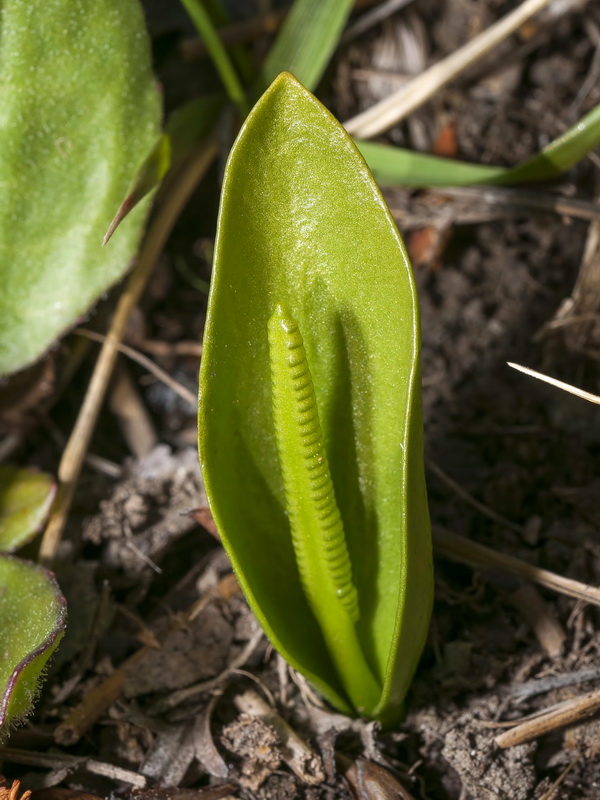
505;584;566;658
508;362;600;405
435;186;600;223
39;139;218;568
427;458;523;534
538;757;581;800
433;526;600;608
344;0;555;138
341;0;416;44
495;687;600;747
0;749;147;788
78;327;197;406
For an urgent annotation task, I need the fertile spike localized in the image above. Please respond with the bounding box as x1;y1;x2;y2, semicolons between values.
267;303;359;622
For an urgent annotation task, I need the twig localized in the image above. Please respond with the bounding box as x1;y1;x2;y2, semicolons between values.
433;525;600;608
232;688;325;785
433;186;600;224
149;623;263;715
54;652;147;746
495;686;600;747
537;177;600;347
539;312;600;333
538;756;581;800
138;339;203;358
39;139;218;568
42;415;122;478
505;666;600;700
76;327;197;406
0;748;147;788
388;189;600;231
344;0;555;138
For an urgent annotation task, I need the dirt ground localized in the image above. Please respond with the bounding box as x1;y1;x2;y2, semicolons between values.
3;1;600;799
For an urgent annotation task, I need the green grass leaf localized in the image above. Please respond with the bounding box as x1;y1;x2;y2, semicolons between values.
0;0;161;376
0;466;55;552
180;0;248;116
0;554;66;732
198;73;433;723
104;95;224;244
262;0;354;91
357;101;600;187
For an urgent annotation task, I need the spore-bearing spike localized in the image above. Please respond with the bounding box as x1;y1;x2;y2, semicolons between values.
268;303;360;622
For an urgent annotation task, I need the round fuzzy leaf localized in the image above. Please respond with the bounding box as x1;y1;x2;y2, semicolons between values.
0;0;161;376
0;554;66;731
0;466;56;552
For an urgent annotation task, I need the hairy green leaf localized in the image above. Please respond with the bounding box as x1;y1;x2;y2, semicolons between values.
357;101;600;187
0;466;55;552
0;554;66;732
199;73;432;723
0;0;161;376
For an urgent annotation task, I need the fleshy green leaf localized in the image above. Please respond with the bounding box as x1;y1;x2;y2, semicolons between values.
0;0;161;376
357;101;600;187
262;0;354;91
198;73;433;724
0;466;55;552
0;554;66;732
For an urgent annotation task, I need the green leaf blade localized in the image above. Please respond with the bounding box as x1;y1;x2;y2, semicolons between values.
199;73;433;721
0;0;161;376
0;554;66;732
357;101;600;188
0;466;55;552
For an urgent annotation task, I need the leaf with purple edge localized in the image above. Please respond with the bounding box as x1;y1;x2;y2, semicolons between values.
0;554;66;733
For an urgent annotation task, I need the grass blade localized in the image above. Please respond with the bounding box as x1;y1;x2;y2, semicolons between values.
262;0;354;90
180;0;248;116
357;101;600;187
